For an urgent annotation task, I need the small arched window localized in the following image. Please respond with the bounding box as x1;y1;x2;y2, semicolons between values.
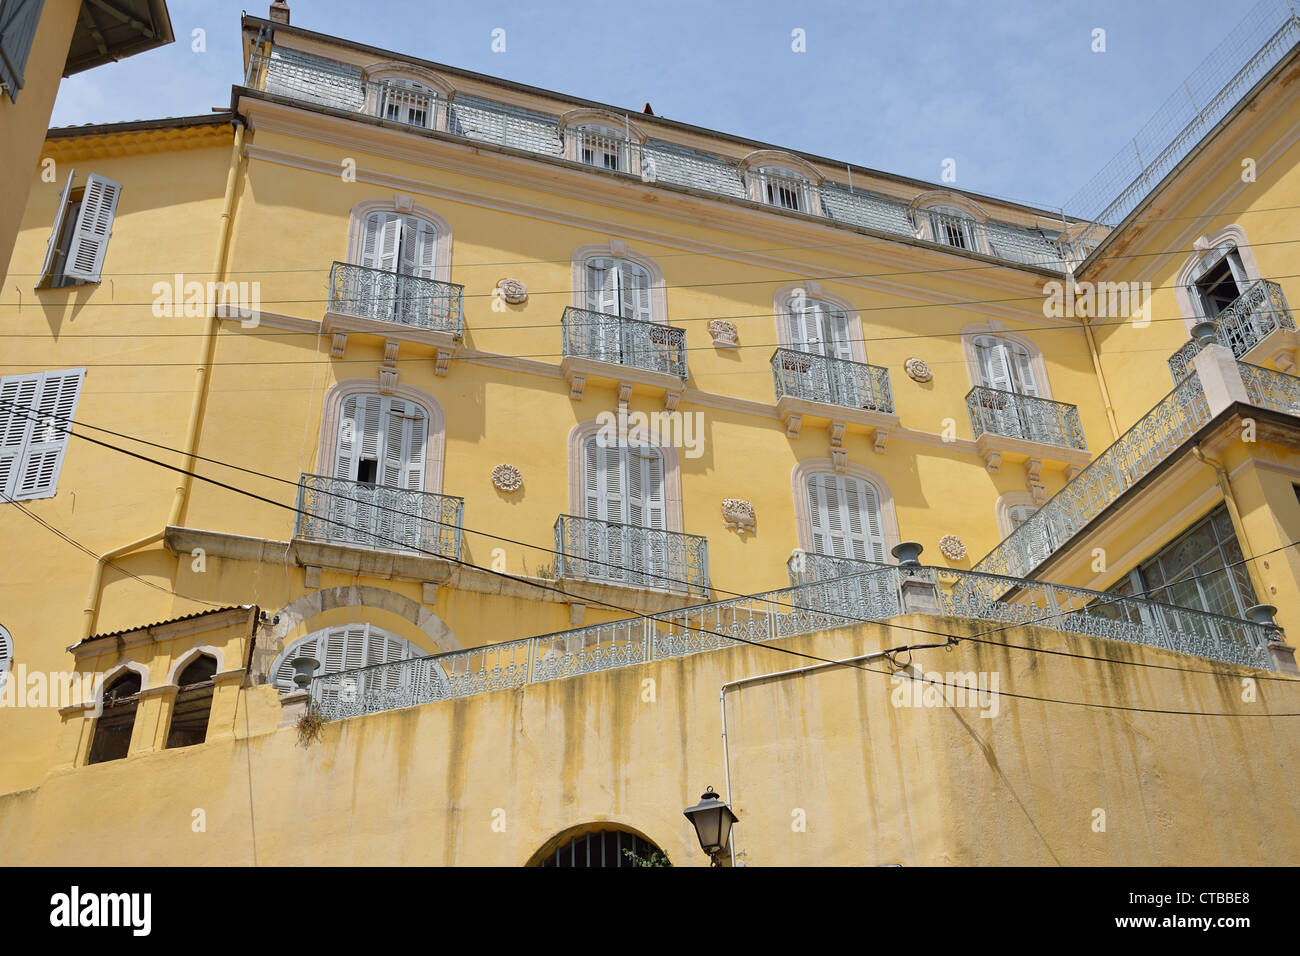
783;293;855;361
378;78;437;128
755;165;810;212
926;204;980;250
537;828;667;867
972;334;1040;396
271;624;425;701
806;473;887;563
1187;241;1249;318
166;654;218;749
574;124;629;171
87;670;143;765
583;256;653;323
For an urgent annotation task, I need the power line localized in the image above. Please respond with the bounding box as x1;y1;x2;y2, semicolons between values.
3;395;1296;687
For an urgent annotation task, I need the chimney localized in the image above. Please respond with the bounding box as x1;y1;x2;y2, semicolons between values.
269;1;290;24
642;102;655;116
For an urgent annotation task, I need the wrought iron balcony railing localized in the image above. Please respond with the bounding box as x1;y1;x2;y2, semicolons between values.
306;554;1275;720
246;47;1072;272
966;386;1087;450
971;373;1211;582
771;348;894;412
1239;361;1300;414
560;307;688;380
553;514;709;596
1167;279;1295;380
294;473;464;559
329;261;464;336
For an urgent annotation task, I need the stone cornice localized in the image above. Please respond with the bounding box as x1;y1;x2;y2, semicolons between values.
41;123;233;163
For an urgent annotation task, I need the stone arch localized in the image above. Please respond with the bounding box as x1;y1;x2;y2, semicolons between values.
164;645;226;687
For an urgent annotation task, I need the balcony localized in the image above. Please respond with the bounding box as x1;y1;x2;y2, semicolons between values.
553;514;709;597
966;386;1089;482
294;473;464;560
245;46;1073;274
305;550;1277;720
559;307;688;407
1168;279;1297;380
771;348;898;451
324;262;464;373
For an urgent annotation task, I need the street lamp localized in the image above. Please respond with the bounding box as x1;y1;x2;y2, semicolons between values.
682;786;738;866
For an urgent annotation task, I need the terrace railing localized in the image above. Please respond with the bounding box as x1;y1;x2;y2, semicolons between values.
771;349;894;412
970;374;1211;582
294;474;464;559
1168;280;1296;380
966;387;1087;450
329;261;464;336
308;554;1276;720
560;307;688;379
246;47;1072;272
553;514;709;596
1239;361;1300;414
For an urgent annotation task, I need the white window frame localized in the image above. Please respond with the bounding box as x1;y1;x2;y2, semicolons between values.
0;367;85;502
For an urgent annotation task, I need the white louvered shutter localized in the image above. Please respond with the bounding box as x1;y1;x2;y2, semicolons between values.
1007;504;1036;532
1008;342;1040;397
625;447;665;529
621;261;653;323
13;369;83;501
63;175;121;283
585;257;620;315
334;395;360;480
273;637;318;693
0;373;40;500
807;474;885;562
788;295;821;352
38;170;75;287
976;336;1014;392
824;304;854;361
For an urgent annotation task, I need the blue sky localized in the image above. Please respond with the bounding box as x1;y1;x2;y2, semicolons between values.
50;0;1264;213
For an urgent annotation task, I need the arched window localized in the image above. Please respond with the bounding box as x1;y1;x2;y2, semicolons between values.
926;204;980;250
806;473;887;563
271;624;426;705
1186;241;1249;319
754;165;810;212
165;654;218;749
574;124;629;171
783;292;855;361
583;256;653;322
971;334;1040;396
378;78;437;128
342;212;442;327
536;827;667;867
359;211;437;278
1007;503;1038;532
578;436;667;585
87;670;142;765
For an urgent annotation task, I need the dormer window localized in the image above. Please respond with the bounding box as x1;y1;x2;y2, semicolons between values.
755;166;810;211
927;204;979;250
575;125;628;171
378;79;436;128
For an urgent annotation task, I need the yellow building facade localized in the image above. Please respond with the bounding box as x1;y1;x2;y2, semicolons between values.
1;4;1299;865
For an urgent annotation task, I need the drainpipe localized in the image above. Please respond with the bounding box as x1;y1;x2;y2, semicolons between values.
1082;317;1121;442
719;640;948;866
79;118;248;642
1191;444;1270;604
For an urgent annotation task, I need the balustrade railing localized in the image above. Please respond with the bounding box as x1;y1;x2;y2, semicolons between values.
560;307;688;379
329;261;464;335
1239;361;1300;414
307;552;1276;719
246;47;1072;272
970;374;1210;582
294;473;464;558
1168;280;1295;379
966;386;1087;449
771;348;894;412
553;514;709;596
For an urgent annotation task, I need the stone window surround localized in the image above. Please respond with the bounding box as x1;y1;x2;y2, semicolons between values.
567;418;684;534
360;61;456;132
570;240;670;323
790;458;902;558
558;108;650;165
958;320;1056;400
738;149;825;209
345;197;455;284
994;490;1039;539
315;379;448;494
772;281;870;365
1173;224;1264;333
